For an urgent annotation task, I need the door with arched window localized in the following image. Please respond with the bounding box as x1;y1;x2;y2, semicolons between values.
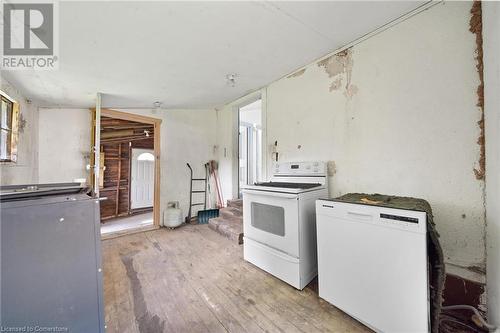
131;148;155;209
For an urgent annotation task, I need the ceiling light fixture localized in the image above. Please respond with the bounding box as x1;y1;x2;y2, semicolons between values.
152;101;162;114
226;73;238;87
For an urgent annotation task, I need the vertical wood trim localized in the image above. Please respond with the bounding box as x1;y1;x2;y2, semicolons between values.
89;109;96;188
115;143;122;216
10;102;20;163
154;121;161;227
94;94;102;197
127;142;132;215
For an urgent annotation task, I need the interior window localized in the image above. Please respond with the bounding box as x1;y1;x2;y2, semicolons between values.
0;92;19;163
137;152;155;161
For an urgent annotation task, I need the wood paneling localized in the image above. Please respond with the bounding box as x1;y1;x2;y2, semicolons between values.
101;116;154;145
100;117;154;221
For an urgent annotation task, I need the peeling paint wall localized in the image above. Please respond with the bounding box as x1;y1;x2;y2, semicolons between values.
217;2;486;279
470;1;485;181
0;79;39;185
483;0;500;327
287;68;306;79
317;49;357;98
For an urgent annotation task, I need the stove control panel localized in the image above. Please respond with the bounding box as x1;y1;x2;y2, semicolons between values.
274;162;326;176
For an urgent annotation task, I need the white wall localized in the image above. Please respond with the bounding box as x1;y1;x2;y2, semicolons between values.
37;107;217;224
38;108;91;183
483;1;500;327
0;79;39;185
217;2;486;275
240;99;262;126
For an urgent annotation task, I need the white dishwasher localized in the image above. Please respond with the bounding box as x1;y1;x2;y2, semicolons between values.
316;199;429;333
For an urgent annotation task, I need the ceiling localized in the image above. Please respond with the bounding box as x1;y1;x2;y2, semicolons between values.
100;116;154;145
2;1;425;109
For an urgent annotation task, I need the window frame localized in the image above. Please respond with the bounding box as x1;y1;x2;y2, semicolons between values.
0;90;20;164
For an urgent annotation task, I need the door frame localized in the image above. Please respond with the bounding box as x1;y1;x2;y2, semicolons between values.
234;91;266;198
90;108;162;229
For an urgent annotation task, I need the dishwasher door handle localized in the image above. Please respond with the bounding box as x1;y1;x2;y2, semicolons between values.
347;211;373;220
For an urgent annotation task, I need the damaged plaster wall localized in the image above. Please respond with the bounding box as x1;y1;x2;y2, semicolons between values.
470;1;485;181
0;78;39;185
217;2;485;280
483;1;500;327
267;1;484;276
37;107;217;225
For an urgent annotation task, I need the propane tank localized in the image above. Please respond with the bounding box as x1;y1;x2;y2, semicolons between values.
163;201;183;228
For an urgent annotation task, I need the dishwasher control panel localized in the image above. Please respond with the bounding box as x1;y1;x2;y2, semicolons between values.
316;200;427;234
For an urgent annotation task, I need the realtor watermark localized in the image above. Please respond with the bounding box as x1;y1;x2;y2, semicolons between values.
0;326;68;332
1;0;59;70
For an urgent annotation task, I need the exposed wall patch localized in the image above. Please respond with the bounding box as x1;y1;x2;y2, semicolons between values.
317;48;357;98
317;49;351;81
344;84;359;99
470;0;485;180
287;68;306;79
18;112;27;133
330;78;343;91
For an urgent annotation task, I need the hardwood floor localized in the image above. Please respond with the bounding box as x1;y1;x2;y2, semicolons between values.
102;224;371;333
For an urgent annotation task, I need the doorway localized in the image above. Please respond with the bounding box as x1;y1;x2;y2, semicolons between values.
238;98;263;197
91;109;162;238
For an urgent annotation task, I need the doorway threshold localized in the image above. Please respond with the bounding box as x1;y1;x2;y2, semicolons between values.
101;212;157;240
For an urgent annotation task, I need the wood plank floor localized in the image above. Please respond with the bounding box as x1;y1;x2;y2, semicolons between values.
102;224;371;333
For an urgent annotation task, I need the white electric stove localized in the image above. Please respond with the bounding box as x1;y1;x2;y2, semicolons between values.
241;161;328;290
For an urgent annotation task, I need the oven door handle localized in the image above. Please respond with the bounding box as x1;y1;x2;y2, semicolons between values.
242;189;298;199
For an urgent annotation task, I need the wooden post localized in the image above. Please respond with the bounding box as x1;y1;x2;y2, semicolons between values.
128;142;132;215
115;143;122;217
93;93;102;197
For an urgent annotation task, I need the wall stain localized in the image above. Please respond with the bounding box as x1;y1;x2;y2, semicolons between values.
470;1;485;180
344;84;359;99
287;68;306;79
330;78;343;91
18;112;27;133
317;48;357;98
467;265;486;275
121;250;166;332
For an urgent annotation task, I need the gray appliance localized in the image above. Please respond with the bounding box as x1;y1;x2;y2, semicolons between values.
0;183;105;332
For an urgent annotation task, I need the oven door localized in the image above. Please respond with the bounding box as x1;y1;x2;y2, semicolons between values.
242;189;299;258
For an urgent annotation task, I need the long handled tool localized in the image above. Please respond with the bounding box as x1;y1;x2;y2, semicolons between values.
185;163;207;223
186;163;220;224
208;160;224;208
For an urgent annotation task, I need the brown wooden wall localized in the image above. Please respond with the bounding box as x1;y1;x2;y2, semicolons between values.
100;116;154;221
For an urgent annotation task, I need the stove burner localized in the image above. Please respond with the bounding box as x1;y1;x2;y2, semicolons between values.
254;182;321;190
